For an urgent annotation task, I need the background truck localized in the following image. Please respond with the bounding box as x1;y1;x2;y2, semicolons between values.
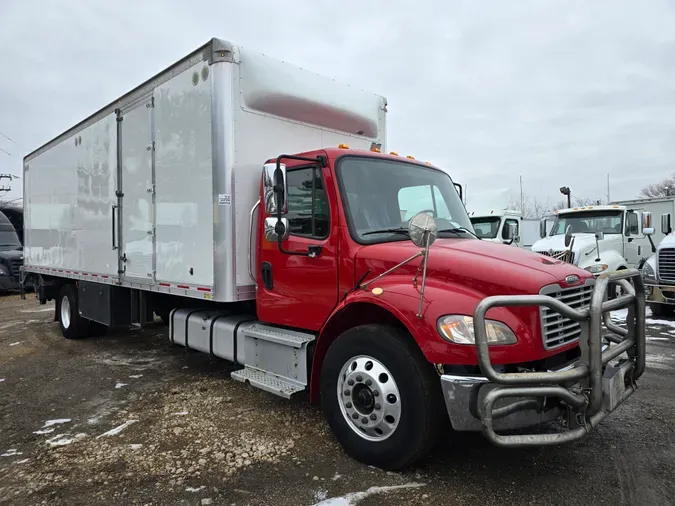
0;210;23;291
532;204;658;276
22;38;647;470
469;208;540;248
635;197;675;315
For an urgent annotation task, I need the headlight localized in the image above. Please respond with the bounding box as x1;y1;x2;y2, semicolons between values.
585;264;608;274
642;261;656;281
437;315;517;345
0;264;9;276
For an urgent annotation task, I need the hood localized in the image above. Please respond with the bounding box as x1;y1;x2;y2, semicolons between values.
0;248;22;260
658;234;675;249
355;238;592;296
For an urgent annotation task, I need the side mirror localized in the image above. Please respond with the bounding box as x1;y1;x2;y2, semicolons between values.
264;217;289;242
504;222;517;241
539;218;547;239
263;162;288;215
661;213;671;235
564;225;573;247
408;212;438;248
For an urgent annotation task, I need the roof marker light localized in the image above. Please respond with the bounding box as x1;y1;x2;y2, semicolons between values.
406;155;415;159
338;143;349;149
389;151;399;156
371;146;381;153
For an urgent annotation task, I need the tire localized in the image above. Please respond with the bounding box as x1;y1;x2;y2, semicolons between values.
320;324;443;470
155;309;171;325
649;303;673;318
58;284;91;339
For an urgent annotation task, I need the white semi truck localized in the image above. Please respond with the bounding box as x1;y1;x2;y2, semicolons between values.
533;204;657;276
469;209;540;248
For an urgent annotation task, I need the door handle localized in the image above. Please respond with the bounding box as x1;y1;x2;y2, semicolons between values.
308;245;322;258
112;205;118;250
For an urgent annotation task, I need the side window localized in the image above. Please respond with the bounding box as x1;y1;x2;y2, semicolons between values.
502;219;519;240
398;185;450;221
626;213;639;235
286;168;329;238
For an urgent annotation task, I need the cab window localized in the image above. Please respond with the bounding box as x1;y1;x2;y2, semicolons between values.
286;167;330;238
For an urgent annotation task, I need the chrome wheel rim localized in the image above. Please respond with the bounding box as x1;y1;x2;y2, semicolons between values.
337;355;401;441
61;295;71;329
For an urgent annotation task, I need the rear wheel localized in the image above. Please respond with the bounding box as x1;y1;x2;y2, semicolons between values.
58;285;92;339
320;324;443;470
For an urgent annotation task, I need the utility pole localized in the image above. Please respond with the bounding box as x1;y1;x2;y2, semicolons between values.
607;173;610;203
520;175;524;213
0;174;13;196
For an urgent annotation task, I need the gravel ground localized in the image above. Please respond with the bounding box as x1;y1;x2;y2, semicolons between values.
0;294;673;506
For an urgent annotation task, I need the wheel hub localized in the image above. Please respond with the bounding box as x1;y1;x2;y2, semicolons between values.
337;355;401;442
61;295;71;329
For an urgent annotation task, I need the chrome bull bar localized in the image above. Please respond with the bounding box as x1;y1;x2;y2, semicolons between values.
473;269;646;447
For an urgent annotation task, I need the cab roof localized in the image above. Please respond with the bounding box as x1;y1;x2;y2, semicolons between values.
555;204;626;215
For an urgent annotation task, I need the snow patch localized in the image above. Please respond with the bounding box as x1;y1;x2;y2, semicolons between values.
14;458;30;464
9;341;22;346
115;382;127;389
129;444;143;450
647;337;670;342
172;411;189;416
96;420;138;438
33;428;55;435
1;449;22;457
0;379;5;383
42;419;71;428
128;374;143;379
21;307;54;313
647;318;675;327
311;483;426;505
186;486;205;493
47;433;86;447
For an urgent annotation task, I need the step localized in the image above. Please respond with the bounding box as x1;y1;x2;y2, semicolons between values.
242;324;315;348
231;367;306;399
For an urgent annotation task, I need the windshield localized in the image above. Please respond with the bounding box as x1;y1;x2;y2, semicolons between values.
336;156;474;243
0;228;20;249
550;210;623;236
470;216;501;239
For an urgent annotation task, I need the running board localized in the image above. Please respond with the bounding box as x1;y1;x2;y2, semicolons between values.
231;324;315;399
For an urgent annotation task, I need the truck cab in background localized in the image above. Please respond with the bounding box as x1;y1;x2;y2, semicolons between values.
0;210;23;291
641;213;675;316
469;209;541;249
532;205;655;276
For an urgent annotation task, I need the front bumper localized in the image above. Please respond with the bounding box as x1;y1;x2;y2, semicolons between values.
0;275;20;291
440;270;645;447
645;283;675;305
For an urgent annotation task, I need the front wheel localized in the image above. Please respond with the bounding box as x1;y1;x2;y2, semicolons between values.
649;302;674;318
320;324;443;470
58;284;93;339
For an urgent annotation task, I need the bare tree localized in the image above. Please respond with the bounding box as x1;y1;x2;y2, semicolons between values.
640;174;675;198
508;195;553;219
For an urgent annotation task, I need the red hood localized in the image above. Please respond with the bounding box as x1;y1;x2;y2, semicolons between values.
355;238;592;296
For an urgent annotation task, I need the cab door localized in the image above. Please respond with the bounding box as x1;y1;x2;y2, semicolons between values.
624;211;641;266
256;162;339;331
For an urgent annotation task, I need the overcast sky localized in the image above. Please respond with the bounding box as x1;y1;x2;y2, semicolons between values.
1;0;674;207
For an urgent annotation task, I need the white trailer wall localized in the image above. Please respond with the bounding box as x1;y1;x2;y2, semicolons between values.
24;114;118;276
229;47;387;295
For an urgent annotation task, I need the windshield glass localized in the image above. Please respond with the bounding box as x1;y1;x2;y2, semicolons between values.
0;212;20;248
336;156;474;243
470;217;501;239
550;210;623;236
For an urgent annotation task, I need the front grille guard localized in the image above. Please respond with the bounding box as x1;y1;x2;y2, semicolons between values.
473;269;645;447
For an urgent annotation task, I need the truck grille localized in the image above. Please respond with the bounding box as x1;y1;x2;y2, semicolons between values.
9;258;21;279
658;248;675;282
539;250;575;264
540;282;593;350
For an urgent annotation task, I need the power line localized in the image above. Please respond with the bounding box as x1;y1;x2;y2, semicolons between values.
0;146;12;157
0;131;17;144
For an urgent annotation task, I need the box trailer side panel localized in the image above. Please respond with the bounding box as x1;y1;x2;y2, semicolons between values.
229;47;387;293
153;60;214;289
24;113;118;277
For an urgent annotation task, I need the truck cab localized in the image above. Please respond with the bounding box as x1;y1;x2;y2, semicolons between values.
0;210;23;291
533;205;654;275
469;209;521;246
641;213;675;316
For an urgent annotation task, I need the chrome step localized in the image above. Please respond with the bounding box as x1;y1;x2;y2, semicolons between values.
231;367;306;399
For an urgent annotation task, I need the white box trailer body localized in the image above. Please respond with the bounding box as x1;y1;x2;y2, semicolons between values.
23;38;387;303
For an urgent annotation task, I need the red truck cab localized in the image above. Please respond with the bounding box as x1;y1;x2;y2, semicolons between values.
253;146;646;469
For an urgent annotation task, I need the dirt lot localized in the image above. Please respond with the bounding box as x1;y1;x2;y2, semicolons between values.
0;294;674;506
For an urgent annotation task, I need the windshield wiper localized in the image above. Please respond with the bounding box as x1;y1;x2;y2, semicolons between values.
362;227;410;237
438;227;480;239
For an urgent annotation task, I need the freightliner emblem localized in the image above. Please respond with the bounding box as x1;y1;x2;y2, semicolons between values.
565;275;580;284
